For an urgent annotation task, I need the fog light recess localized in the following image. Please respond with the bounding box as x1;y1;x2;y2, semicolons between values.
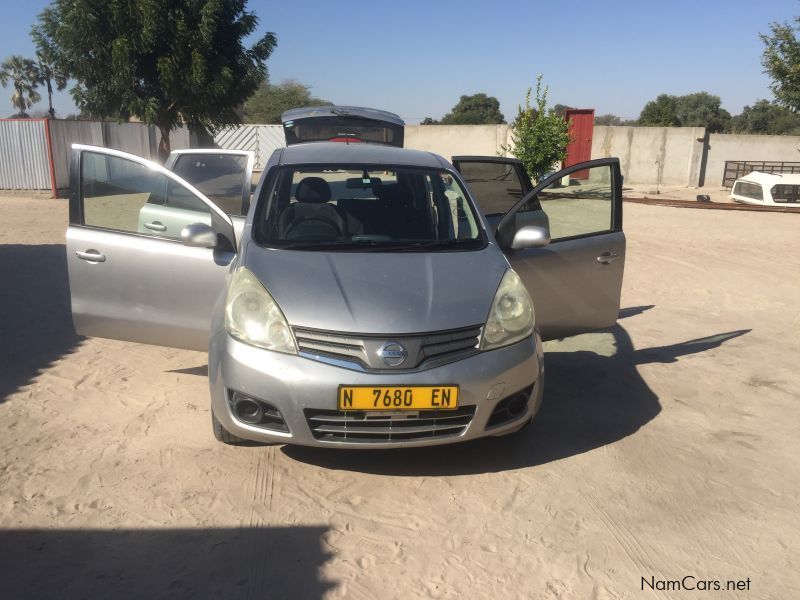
485;385;534;429
228;391;289;433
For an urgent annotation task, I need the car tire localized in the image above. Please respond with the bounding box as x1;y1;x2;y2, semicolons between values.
211;411;250;445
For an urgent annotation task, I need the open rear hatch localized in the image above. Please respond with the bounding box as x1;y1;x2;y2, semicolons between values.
281;106;405;147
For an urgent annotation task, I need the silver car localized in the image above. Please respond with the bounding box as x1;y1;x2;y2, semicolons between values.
66;142;625;448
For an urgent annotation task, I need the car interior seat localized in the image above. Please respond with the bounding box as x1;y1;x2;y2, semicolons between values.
278;177;347;240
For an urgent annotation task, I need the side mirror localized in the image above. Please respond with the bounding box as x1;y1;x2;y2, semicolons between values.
510;225;550;250
180;222;218;249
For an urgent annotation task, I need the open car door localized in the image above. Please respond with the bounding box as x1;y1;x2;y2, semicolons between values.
452;156;533;227
454;157;625;341
165;149;255;215
165;149;255;239
66;145;237;351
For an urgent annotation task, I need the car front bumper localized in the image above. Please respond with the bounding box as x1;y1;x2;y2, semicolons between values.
208;329;544;448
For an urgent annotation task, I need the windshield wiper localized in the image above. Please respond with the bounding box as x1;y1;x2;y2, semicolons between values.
278;239;408;251
277;238;480;251
392;239;480;252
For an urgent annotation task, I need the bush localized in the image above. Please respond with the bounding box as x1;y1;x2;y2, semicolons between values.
508;75;570;183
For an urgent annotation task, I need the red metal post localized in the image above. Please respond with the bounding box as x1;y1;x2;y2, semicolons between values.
43;118;58;199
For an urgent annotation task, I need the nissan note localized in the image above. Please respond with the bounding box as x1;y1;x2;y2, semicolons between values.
66;133;624;447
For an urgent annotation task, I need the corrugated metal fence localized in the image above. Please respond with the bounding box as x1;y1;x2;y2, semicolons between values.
0;119;274;196
214;125;285;170
0;119;52;191
0;119;193;195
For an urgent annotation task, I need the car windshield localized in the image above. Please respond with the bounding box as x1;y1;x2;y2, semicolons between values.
253;165;484;251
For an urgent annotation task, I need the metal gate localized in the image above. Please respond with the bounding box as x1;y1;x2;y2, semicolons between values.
722;160;800;187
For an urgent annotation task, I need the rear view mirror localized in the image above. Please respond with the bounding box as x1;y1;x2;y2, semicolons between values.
346;177;382;190
180;222;218;249
510;225;550;250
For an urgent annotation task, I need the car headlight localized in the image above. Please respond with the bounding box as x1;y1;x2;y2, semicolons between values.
224;267;297;354
480;269;535;351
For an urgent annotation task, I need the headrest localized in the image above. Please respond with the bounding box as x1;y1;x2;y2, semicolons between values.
295;177;332;203
377;183;412;203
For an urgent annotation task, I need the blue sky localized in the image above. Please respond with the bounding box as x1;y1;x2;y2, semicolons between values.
0;0;797;123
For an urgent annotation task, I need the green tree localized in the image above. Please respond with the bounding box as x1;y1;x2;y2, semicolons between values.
639;92;730;132
730;99;800;135
440;93;505;124
761;17;800;114
0;55;41;117
638;94;681;127
507;75;570;183
243;79;330;124
31;20;67;119
675;92;731;132
550;103;574;118
595;113;623;126
420;116;439;124
34;0;276;159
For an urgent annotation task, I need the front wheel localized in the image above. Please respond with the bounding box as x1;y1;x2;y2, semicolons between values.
211;411;250;445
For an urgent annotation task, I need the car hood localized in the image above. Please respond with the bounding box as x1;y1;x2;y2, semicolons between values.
243;245;508;334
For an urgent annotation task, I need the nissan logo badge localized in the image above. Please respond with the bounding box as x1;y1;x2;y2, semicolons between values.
378;342;408;367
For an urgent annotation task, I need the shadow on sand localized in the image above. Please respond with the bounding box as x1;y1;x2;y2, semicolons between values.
283;309;749;475
0;526;335;599
0;247;749;479
0;244;84;404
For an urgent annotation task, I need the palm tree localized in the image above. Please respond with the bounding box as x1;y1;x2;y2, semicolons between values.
31;19;68;119
0;55;41;118
34;53;67;118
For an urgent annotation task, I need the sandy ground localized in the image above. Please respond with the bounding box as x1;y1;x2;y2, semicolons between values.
624;184;734;204
0;193;798;599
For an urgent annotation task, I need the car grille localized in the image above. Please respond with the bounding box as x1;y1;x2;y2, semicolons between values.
293;325;482;371
304;406;476;443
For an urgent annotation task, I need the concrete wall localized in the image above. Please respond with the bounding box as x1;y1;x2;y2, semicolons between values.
404;124;706;187
591;126;706;187
404;125;512;160
703;134;800;187
406;125;800;188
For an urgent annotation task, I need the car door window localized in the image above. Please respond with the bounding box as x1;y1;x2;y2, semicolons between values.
81;151;212;239
508;164;614;242
170;153;250;216
455;161;529;216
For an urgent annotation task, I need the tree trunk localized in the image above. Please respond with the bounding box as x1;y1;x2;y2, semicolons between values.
14;84;25;116
46;78;54;119
157;123;171;163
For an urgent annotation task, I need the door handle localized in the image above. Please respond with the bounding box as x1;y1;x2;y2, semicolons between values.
143;221;167;232
597;251;621;264
75;250;106;263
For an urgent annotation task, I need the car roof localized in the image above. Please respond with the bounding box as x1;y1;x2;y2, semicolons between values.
281;105;404;126
737;171;800;185
275;141;449;169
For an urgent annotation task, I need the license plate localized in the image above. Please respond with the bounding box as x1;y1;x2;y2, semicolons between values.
338;385;459;411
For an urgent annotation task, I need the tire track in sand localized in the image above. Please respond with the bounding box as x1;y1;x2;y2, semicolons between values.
585;494;679;600
244;444;278;600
